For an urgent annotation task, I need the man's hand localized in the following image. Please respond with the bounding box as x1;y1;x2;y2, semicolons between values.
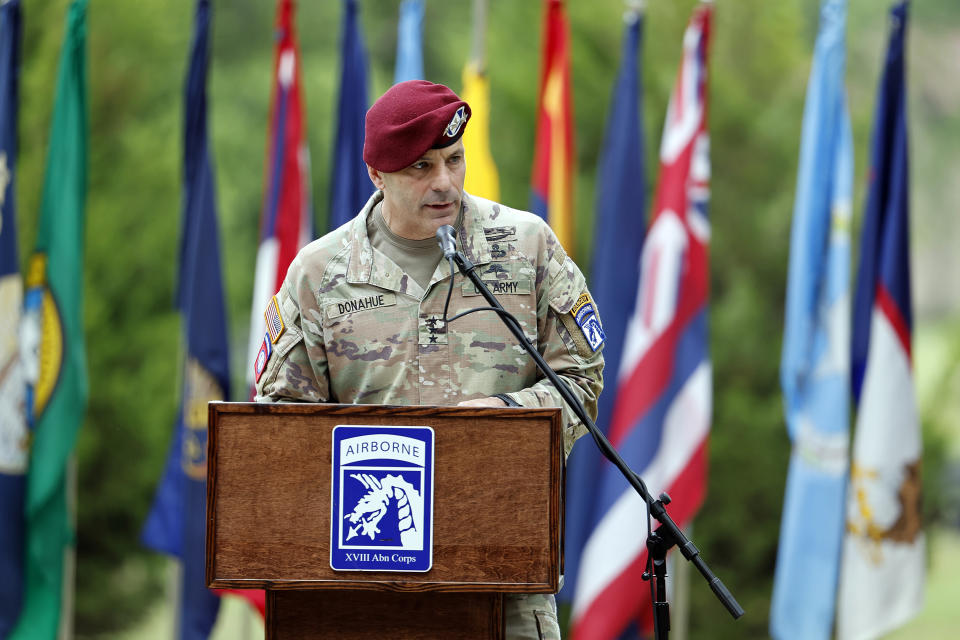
457;396;508;408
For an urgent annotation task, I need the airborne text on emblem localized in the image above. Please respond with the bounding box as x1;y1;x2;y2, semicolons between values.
330;425;435;573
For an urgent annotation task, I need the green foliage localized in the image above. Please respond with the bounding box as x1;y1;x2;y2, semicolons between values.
9;0;958;636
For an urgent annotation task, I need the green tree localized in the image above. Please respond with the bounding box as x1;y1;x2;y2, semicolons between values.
11;0;958;636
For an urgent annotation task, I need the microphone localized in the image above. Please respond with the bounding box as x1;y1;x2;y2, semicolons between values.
435;224;458;260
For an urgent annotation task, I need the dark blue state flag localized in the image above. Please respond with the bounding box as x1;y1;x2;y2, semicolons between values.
141;1;230;637
561;10;646;609
329;0;371;230
0;1;26;636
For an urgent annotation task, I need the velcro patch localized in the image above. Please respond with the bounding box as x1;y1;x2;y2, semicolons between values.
326;292;397;319
461;279;532;296
254;332;272;383
265;296;286;344
483;226;517;243
570;293;605;352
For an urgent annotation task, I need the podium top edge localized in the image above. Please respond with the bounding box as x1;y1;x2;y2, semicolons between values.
208;402;562;420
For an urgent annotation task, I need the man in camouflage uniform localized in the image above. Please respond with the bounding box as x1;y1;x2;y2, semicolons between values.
254;80;604;639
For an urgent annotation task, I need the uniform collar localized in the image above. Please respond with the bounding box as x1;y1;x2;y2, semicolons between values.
456;193;492;267
346;191;492;292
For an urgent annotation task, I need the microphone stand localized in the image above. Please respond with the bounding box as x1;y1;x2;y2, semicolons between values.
448;250;744;637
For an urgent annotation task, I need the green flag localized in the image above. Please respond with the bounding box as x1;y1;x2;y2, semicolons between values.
12;0;88;637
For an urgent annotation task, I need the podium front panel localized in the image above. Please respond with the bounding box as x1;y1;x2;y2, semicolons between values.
207;403;562;593
267;591;503;640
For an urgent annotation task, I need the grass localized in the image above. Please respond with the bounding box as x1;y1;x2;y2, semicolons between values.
886;527;960;640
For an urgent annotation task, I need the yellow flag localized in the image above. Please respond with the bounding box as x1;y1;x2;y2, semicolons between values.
461;64;500;201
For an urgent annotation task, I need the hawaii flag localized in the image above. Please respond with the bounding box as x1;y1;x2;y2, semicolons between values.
837;4;923;638
246;0;313;395
570;6;712;638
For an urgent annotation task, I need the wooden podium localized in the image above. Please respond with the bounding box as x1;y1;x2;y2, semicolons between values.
206;402;564;639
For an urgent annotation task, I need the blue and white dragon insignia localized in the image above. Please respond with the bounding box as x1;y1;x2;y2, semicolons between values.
344;473;424;549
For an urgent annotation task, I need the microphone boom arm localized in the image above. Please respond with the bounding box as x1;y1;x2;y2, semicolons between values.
448;248;744;624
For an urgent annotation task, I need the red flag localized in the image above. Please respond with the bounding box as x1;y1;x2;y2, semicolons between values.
530;0;575;256
235;0;313;614
245;0;313;394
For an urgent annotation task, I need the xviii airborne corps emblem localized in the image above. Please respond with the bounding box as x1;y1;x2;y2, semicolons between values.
330;425;434;572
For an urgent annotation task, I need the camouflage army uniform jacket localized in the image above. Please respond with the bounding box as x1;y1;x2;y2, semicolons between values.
255;191;604;456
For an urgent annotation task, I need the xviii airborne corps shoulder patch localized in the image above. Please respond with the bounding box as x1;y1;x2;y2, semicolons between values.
571;293;605;352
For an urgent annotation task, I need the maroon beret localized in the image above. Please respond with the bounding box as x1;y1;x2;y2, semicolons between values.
363;80;472;173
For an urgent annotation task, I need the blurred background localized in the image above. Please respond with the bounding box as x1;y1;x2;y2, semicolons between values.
5;0;960;638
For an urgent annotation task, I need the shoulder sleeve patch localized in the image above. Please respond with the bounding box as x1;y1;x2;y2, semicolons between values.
254;332;272;383
555;288;606;358
570;293;606;352
265;295;286;344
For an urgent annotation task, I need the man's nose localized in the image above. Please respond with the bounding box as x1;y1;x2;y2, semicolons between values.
431;164;453;192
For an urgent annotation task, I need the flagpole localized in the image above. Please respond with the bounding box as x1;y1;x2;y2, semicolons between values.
624;0;646;15
58;457;76;640
470;0;487;71
169;559;181;640
623;0;644;28
671;525;692;640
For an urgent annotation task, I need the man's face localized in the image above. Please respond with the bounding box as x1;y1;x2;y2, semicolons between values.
368;141;466;240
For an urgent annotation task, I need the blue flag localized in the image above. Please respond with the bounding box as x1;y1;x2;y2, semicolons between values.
141;1;230;637
561;10;645;606
850;1;911;403
329;0;371;230
394;0;424;83
770;1;853;638
0;1;26;635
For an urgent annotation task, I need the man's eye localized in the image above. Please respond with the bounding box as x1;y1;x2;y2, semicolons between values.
412;162;428;170
448;156;462;165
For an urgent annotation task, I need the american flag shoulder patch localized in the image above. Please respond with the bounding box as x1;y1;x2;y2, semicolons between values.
265;295;286;344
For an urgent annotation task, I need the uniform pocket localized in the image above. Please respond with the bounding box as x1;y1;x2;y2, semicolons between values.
322;299;419;402
448;274;539;399
533;609;561;640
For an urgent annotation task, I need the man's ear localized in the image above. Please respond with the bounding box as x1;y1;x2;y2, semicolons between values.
367;164;385;190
